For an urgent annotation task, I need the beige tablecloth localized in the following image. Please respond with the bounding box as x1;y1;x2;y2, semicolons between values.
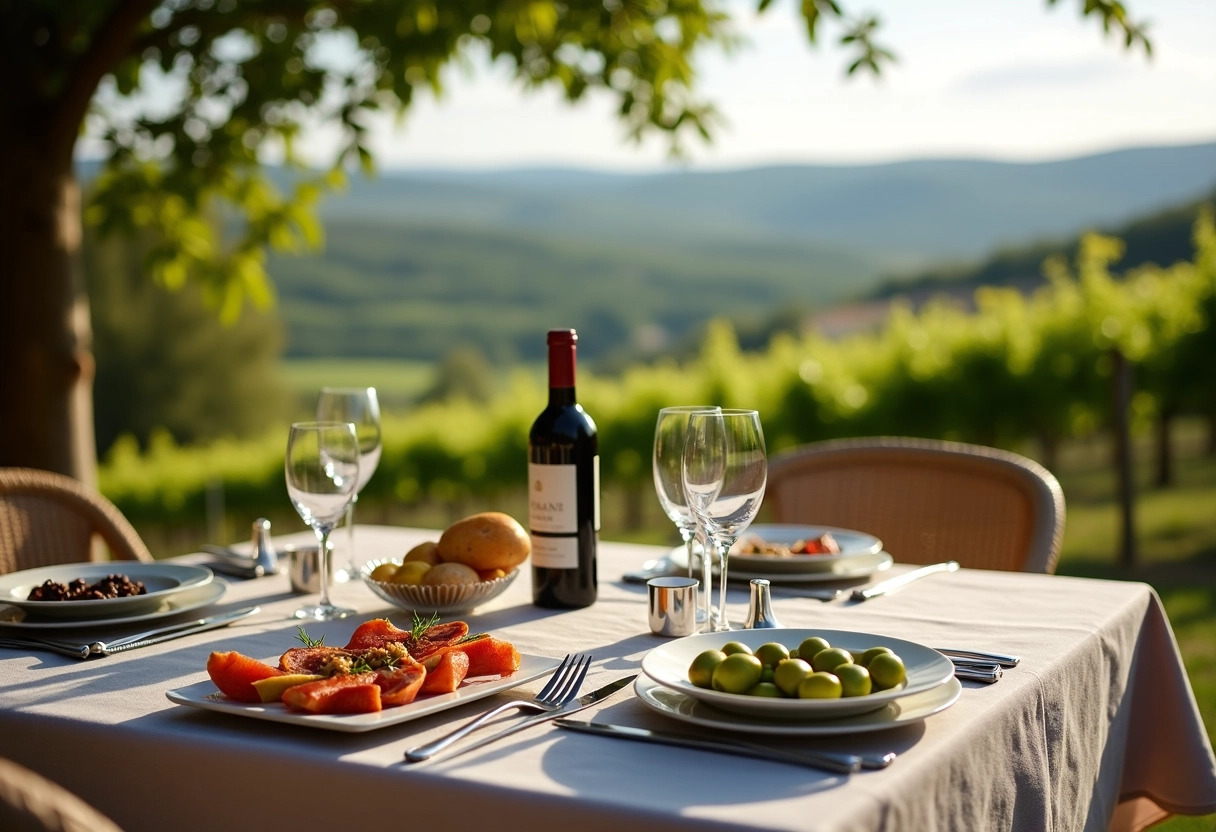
1;525;1213;832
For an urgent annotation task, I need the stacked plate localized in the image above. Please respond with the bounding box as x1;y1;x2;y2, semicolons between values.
672;524;894;584
0;562;223;630
637;628;961;736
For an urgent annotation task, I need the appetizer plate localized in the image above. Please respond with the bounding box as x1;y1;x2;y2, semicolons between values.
730;524;884;574
166;652;561;733
0;562;214;620
671;546;893;584
0;579;227;630
641;628;955;720
634;674;961;736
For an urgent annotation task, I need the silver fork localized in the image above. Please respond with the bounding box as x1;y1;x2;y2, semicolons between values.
404;653;592;762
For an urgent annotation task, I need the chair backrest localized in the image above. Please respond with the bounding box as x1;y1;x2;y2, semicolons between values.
0;467;153;575
766;437;1065;573
0;757;125;832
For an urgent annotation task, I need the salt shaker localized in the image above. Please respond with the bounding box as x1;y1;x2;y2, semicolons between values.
251;518;279;576
743;578;782;629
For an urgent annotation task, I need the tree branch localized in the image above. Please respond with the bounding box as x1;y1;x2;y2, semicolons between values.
51;0;161;164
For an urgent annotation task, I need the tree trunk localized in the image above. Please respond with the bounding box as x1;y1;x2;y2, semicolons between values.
1154;405;1174;488
0;127;97;485
1111;350;1136;569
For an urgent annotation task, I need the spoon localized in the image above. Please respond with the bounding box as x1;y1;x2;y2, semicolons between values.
622;557;683;584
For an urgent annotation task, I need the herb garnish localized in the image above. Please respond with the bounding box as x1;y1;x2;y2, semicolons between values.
409;611;442;640
295;626;325;648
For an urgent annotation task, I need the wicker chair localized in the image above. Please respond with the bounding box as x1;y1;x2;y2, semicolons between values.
0;467;153;575
765;437;1066;573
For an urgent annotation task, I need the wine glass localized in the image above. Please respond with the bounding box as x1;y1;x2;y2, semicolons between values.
653;405;720;626
316;387;382;581
285;421;360;620
682;409;767;632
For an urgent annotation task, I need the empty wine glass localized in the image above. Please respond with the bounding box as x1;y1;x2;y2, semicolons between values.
316;387;382;581
682;409;767;632
653;405;720;626
285;421;360;620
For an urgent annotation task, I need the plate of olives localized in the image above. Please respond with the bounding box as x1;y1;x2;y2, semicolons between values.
641;628;956;720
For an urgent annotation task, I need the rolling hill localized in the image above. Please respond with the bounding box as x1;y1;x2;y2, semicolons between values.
263;141;1216;365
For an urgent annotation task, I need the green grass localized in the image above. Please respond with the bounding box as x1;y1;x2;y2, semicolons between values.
1051;432;1216;830
277;358;435;406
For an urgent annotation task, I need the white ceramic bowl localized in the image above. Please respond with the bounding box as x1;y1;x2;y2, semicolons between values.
361;559;518;614
641;628;955;720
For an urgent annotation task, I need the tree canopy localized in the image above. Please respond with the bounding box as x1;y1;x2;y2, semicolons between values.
0;0;1149;481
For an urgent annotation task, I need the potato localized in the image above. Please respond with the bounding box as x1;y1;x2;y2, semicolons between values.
437;512;530;572
403;541;442;566
421;562;481;587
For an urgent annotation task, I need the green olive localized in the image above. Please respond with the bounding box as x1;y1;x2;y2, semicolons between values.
868;652;907;690
796;636;831;661
772;658;813;697
836;663;873;697
797;671;843;699
688;649;727;689
861;646;894;667
811;646;853;673
712;652;764;694
747;681;784;698
754;642;790;667
720;641;753;656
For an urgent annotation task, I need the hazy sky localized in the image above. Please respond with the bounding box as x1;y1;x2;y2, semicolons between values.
332;0;1216;171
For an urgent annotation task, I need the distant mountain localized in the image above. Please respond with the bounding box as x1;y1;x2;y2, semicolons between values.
868;187;1216;302
321;142;1216;266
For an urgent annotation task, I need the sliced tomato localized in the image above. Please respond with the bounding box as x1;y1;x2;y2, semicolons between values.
343;618;414;650
419;650;470;695
206;651;285;703
282;672;381;714
428;636;520;677
375;660;428;706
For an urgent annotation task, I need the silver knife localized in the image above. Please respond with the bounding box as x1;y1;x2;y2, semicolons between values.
405;674;637;763
936;648;1021;668
0;606;260;659
100;606;261;655
851;561;959;602
554;719;878;773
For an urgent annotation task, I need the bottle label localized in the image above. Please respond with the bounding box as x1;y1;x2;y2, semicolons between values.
531;534;579;569
528;462;578;533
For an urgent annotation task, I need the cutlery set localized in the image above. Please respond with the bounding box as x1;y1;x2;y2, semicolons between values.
0;606;260;659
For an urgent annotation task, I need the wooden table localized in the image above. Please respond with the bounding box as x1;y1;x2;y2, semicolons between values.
1;525;1213;831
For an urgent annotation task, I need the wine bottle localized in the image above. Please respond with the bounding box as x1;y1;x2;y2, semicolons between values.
529;328;599;608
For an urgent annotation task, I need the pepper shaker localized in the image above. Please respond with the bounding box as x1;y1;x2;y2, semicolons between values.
743;578;782;629
251;518;279;576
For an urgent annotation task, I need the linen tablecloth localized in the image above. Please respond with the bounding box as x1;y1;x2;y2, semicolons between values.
1;525;1213;832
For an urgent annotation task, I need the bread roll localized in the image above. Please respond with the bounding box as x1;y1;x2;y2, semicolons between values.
438;512;530;572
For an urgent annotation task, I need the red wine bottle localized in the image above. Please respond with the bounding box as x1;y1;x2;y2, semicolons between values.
529;329;599;608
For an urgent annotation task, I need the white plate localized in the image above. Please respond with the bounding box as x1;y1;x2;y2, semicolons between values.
0;562;214;620
672;547;893;584
641;628;956;719
166;653;562;733
634;674;961;736
0;579;227;630
730;524;884;573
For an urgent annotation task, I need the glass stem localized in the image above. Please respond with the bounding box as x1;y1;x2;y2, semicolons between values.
316;526;332;608
346;497;357;574
715;542;731;632
699;531;713;629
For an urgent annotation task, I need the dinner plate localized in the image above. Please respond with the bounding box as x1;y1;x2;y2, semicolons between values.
671;546;893;584
0;562;214;620
729;524;884;574
166;653;562;733
0;579;227;630
641;628;956;719
634;674;962;736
